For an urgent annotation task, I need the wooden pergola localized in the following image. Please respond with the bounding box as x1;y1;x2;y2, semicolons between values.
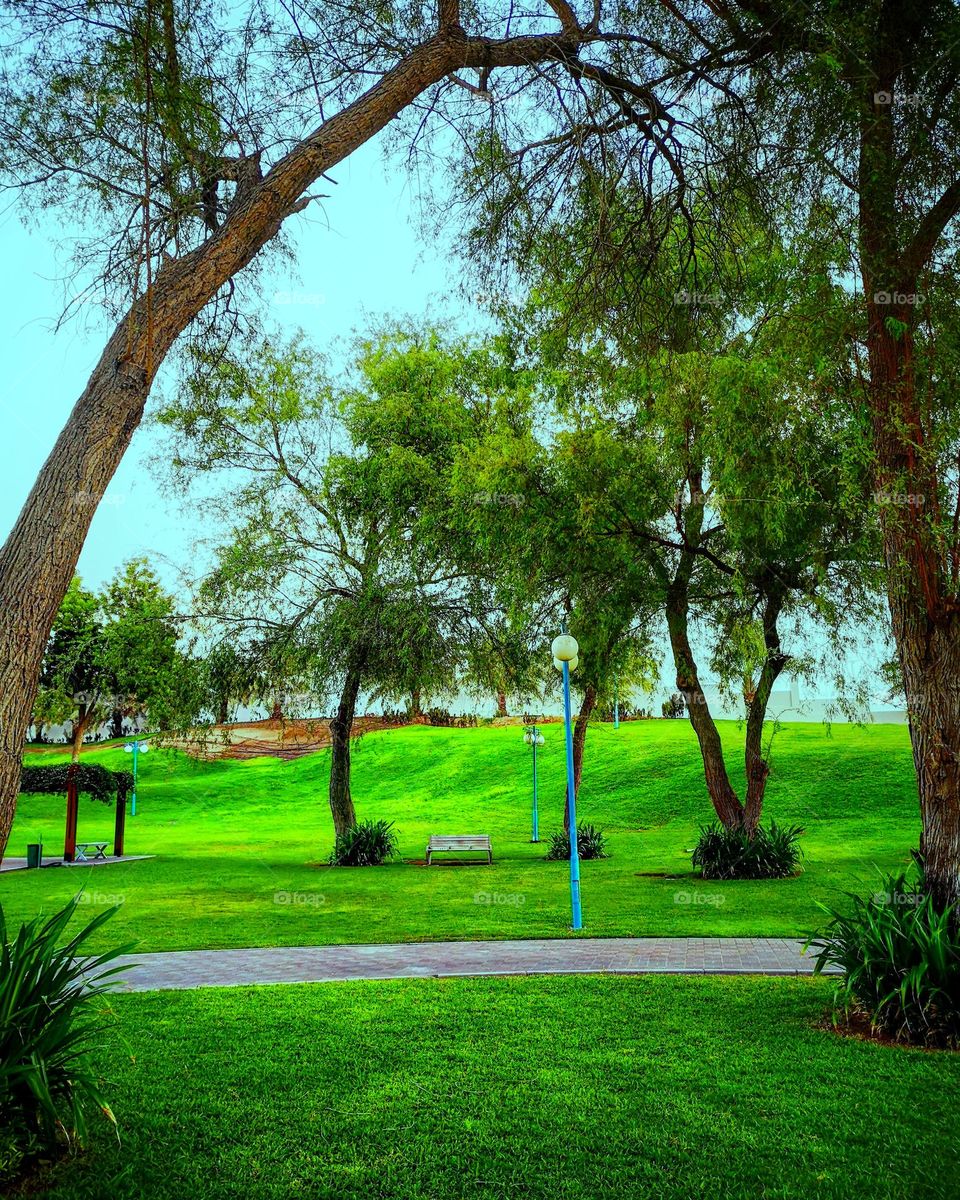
19;763;135;861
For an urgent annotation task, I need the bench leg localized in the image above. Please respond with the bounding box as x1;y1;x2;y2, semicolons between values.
426;850;432;865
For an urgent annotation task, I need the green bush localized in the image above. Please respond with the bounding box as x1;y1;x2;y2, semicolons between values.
808;870;960;1049
329;819;399;867
545;823;609;861
691;820;803;880
0;896;130;1182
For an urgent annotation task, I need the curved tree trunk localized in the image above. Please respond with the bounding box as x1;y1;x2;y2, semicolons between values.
496;690;508;717
70;706;91;763
664;482;745;829
328;667;363;837
0;14;588;863
742;592;789;834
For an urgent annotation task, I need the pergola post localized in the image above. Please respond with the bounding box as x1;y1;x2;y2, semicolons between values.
63;764;79;863
113;787;127;857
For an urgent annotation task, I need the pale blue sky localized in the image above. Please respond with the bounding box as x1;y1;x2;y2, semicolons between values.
0;138;464;591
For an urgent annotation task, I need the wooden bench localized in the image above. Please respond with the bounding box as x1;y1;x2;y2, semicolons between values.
426;835;493;865
75;842;109;863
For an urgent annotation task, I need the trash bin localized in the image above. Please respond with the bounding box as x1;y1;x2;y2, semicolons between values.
26;843;42;869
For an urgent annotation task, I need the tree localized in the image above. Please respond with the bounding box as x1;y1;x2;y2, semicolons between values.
467;0;960;904
34;561;185;759
157;330;476;837
479;178;882;835
0;0;714;860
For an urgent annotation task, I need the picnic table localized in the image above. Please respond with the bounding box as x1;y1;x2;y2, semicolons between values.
74;842;109;862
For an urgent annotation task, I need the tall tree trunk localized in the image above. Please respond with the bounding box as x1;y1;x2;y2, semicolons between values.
270;698;284;722
742;592;789;834
564;684;597;832
664;486;745;829
866;289;960;909
410;689;423;720
111;708;125;739
216;697;229;726
0;16;588;862
328;668;363;837
859;88;960;910
496;690;508;717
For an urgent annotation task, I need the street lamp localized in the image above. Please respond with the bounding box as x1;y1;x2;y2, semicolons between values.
522;724;545;842
551;628;582;930
614;675;620;730
123;738;149;816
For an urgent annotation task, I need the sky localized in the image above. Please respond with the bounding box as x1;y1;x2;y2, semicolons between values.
0;130;892;717
0;137;462;593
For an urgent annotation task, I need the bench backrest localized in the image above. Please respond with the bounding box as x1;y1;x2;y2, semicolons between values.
428;835;491;850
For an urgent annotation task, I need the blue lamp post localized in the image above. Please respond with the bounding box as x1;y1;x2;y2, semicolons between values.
552;629;582;930
522;724;545;842
614;676;620;730
123;738;149;815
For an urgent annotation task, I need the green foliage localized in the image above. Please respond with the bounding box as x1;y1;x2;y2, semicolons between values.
0;897;130;1168
34;560;194;743
544;822;608;861
662;694;685;719
692;821;804;880
328;819;399;867
19;764;133;805
809;871;960;1049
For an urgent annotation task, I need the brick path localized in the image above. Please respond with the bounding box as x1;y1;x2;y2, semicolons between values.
102;937;836;992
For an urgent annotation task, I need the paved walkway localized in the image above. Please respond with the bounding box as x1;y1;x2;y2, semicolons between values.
101;937;835;992
1;854;153;872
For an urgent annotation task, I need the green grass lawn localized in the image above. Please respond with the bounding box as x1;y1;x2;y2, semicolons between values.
1;721;920;952
29;975;960;1200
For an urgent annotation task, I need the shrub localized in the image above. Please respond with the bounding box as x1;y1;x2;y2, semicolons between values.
661;693;685;719
807;870;960;1049
0;896;130;1182
691;821;803;880
329;819;399;866
545;823;609;861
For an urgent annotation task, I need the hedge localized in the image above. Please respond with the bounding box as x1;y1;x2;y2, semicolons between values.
19;764;134;804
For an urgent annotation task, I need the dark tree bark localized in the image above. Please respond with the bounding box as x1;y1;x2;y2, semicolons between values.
856;77;960;910
216;697;230;726
0;10;590;861
111;708;125;739
664;481;745;829
496;690;509;717
410;689;423;720
328;667;363;837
